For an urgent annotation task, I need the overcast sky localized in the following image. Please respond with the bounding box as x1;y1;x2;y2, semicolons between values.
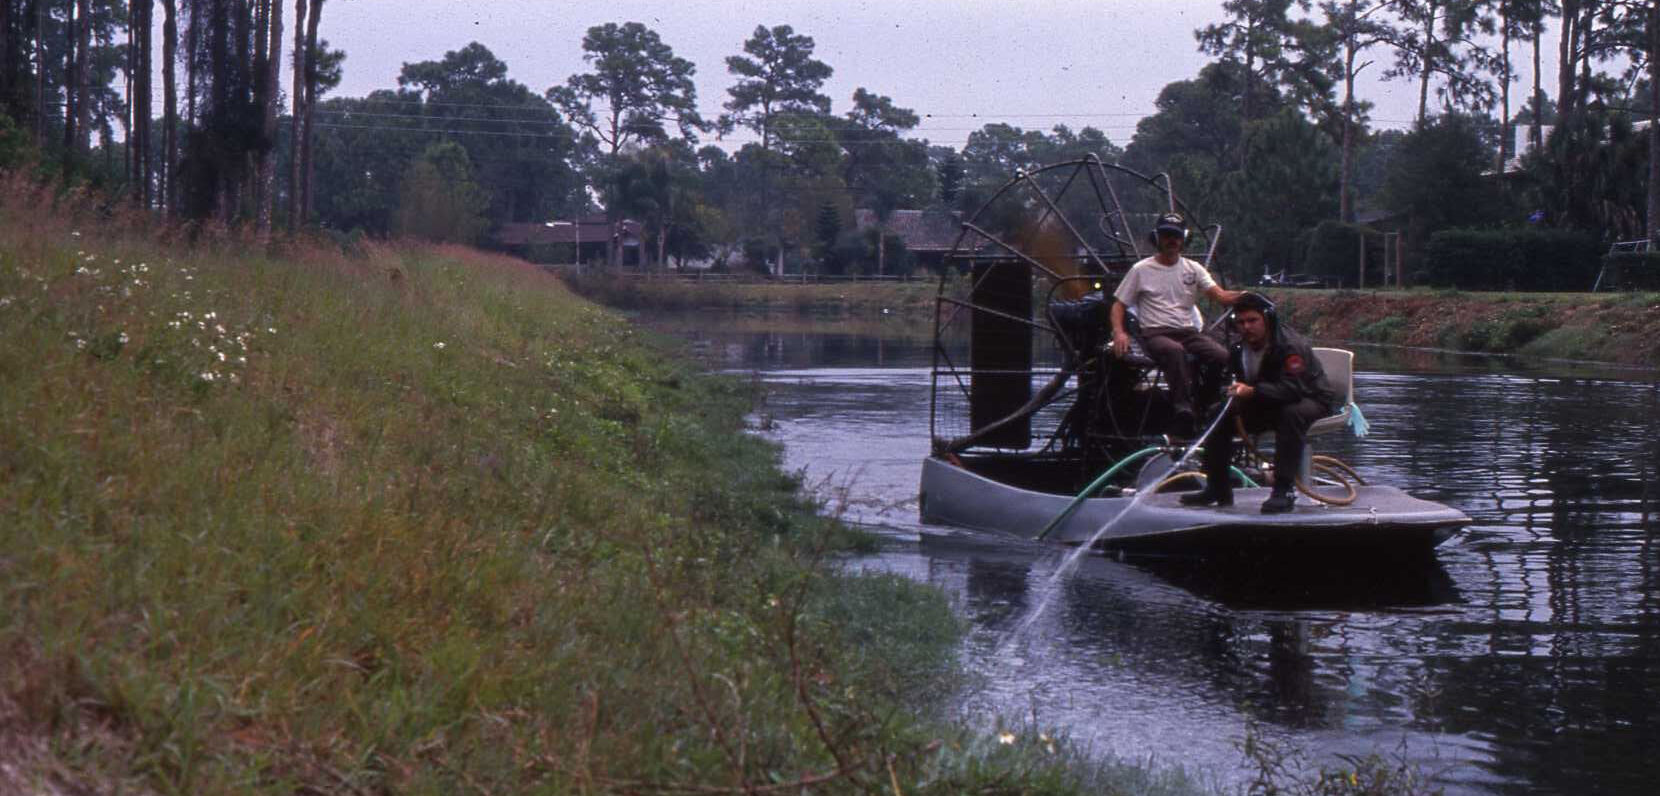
323;0;1563;152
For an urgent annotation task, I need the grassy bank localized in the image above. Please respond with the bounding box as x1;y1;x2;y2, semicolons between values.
0;180;1213;793
1266;288;1660;367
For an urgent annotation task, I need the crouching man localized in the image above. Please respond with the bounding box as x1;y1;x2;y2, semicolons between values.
1180;293;1338;514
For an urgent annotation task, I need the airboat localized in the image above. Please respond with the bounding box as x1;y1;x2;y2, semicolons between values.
918;156;1469;552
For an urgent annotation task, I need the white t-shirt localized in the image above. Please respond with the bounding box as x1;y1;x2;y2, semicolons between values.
1112;256;1216;331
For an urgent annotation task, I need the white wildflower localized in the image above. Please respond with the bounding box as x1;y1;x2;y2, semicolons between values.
216;351;226;362
0;297;11;308
266;327;276;335
214;324;226;335
199;371;217;382
204;311;216;320
997;732;1016;745
433;342;446;350
118;332;129;345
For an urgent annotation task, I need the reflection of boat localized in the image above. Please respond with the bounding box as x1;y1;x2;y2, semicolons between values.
1130;550;1460;611
917;158;1469;552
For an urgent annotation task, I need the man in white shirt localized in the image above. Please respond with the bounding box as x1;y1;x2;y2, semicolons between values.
1109;213;1243;435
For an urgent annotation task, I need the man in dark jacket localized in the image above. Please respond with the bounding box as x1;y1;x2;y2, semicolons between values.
1180;292;1339;513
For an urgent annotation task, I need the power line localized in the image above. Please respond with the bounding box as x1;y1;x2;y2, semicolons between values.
315;108;569;126
314;121;576;141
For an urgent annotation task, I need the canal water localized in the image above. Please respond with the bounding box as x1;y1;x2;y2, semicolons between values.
658;313;1660;794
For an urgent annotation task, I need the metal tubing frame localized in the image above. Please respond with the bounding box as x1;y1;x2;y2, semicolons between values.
931;157;1210;449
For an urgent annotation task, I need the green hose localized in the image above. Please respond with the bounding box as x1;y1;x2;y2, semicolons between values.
1034;450;1259;541
1034;447;1160;541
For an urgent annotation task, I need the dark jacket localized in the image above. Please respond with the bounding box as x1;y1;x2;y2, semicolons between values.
1229;317;1339;413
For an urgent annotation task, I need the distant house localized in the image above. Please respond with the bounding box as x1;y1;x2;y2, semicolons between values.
1500;124;1555;174
491;213;642;266
853;208;964;271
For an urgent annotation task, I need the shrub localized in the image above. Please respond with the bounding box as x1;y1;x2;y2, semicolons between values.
1353;315;1406;343
1300;220;1384;286
1422;228;1600;291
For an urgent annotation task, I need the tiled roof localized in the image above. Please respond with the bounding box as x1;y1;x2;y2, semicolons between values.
854;209;963;252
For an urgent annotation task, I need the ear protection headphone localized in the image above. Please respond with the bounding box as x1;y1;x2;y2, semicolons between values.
1146;213;1190;247
1234;291;1277;322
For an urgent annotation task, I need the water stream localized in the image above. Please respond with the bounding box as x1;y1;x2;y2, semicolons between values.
999;395;1236;655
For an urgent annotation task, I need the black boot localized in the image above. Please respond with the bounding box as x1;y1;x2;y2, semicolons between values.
1180;483;1234;507
1169;406;1197;438
1260;490;1297;514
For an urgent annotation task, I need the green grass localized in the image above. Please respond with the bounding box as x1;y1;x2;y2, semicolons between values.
0;178;1210;793
1351;316;1407;343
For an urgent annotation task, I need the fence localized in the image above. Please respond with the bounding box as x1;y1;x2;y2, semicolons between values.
1594;240;1660;292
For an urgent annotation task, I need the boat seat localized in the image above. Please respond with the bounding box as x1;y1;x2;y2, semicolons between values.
1239;346;1359;484
1307;347;1354;437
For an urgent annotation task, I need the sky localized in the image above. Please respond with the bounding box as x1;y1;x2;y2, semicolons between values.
321;0;1565;153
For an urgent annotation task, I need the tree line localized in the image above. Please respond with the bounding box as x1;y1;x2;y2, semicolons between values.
0;0;333;238
0;2;1656;285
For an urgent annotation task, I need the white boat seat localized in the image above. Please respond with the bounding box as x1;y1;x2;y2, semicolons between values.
1236;347;1359;484
1307;347;1354;437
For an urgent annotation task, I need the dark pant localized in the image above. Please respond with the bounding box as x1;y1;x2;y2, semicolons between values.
1203;397;1329;494
1142;327;1228;413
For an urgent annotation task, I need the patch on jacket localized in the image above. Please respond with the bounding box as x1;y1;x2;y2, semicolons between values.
1285;354;1305;375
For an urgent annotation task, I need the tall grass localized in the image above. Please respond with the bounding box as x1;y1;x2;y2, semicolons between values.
0;175;1174;794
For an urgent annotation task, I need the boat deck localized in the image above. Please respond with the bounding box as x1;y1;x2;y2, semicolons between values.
919;457;1469;553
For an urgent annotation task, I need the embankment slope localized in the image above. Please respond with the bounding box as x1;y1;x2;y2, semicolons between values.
0;192;1178;792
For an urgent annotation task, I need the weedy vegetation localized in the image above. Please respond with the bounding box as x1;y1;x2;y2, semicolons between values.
0;174;1198;794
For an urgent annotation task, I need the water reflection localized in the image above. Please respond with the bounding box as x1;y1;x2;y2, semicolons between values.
652;313;1660;794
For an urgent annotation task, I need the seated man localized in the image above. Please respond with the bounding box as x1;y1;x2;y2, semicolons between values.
1110;213;1242;436
1181;293;1339;514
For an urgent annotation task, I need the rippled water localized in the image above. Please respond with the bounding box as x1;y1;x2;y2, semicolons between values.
662;316;1660;794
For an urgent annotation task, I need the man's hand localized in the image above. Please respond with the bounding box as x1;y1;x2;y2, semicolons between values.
1207;285;1245;305
1111;329;1130;358
1227;381;1255;400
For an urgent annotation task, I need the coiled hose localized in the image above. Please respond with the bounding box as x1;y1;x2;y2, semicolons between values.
1149;417;1366;506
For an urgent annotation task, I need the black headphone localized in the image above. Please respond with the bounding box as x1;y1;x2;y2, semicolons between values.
1234;291;1277;322
1146;213;1190;246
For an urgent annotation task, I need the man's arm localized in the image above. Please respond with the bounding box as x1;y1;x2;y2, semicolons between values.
1110;301;1130;357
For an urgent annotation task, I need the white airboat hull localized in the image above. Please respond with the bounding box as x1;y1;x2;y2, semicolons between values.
919;456;1468;552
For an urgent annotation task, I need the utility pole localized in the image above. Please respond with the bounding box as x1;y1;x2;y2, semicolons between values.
1387;232;1401;286
1357;231;1366;290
